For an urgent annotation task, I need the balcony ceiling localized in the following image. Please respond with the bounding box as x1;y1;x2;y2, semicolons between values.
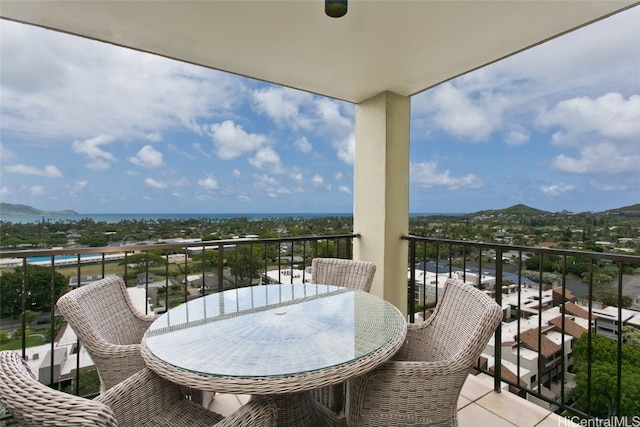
1;1;637;103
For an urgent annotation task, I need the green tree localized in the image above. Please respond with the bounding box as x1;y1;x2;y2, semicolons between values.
227;245;261;286
0;265;68;317
622;326;640;347
571;334;640;418
119;252;167;274
24;310;40;325
191;249;222;267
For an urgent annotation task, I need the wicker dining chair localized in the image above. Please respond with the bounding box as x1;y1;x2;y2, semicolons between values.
310;257;376;415
344;278;503;427
55;276;156;392
311;257;376;292
0;351;277;427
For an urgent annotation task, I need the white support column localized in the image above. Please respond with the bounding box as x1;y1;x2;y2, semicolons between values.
353;91;410;315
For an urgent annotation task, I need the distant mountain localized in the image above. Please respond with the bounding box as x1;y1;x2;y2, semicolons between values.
466;204;551;218
601;203;640;217
0;203;77;216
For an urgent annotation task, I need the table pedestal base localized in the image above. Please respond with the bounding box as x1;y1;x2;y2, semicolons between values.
255;392;343;427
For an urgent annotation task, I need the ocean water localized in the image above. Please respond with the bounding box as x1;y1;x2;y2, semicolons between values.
0;212;353;224
0;212;461;224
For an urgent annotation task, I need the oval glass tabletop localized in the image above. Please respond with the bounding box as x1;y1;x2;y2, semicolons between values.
144;283;405;378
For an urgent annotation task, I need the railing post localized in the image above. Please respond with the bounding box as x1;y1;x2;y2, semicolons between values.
408;240;416;323
217;244;224;293
494;247;502;393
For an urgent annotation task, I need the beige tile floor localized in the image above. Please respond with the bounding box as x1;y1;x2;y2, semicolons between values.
208;373;580;426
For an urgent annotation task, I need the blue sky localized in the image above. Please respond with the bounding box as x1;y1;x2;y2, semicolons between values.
1;8;639;215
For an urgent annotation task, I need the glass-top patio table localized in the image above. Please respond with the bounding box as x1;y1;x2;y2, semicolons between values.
141;283;407;426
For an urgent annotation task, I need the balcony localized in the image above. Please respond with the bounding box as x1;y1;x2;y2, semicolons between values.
1;2;638;425
2;235;638;425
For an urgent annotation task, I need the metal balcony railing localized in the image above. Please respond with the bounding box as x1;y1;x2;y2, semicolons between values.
2;234;640;422
0;233;356;422
403;235;640;420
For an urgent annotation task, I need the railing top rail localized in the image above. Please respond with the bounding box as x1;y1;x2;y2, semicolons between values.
402;234;640;263
0;233;359;259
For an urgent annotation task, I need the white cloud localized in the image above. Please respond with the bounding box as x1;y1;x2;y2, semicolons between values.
252;173;287;198
290;168;304;184
550;143;640;175
424;82;506;143
193;143;211;159
5;164;63;178
232;169;241;178
253;87;314;130
145;132;163;142
505;127;530;146
144;177;167;189
0;187;11;196
335;133;355;165
254;174;279;187
411;161;484;190
1;20;247;141
590;179;630;192
249;147;283;173
312;174;331;190
129;145;165;168
334;172;344;181
339;185;351;194
21;184;45;196
315;98;352;134
295;136;312;153
540;183;575;197
0;145;16;161
539;93;640;146
68;181;89;195
198;174;219;191
209;120;267;160
72;135;116;171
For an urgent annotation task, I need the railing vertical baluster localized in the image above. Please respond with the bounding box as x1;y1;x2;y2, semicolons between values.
49;255;56;386
184;250;189;302
217;243;224;293
21;258;27;359
434;243;440;303
144;251;150;314
494;247;502;393
202;245;207;295
560;255;567;409
302;240;307;283
478;248;483;290
421;241;427;320
447;242;453;277
586;258;594;415
537;254;543;393
124;252;128;286
408;239;416;323
615;261;623;417
263;241;269;284
516;250;522;394
75;253;81;396
462;245;467;282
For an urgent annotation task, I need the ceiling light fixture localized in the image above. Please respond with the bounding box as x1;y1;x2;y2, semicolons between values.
325;0;347;18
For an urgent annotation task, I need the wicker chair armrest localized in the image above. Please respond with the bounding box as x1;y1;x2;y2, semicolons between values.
92;342;142;357
358;359;459;382
392;321;434;361
216;397;278;427
96;368;182;425
132;312;158;324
